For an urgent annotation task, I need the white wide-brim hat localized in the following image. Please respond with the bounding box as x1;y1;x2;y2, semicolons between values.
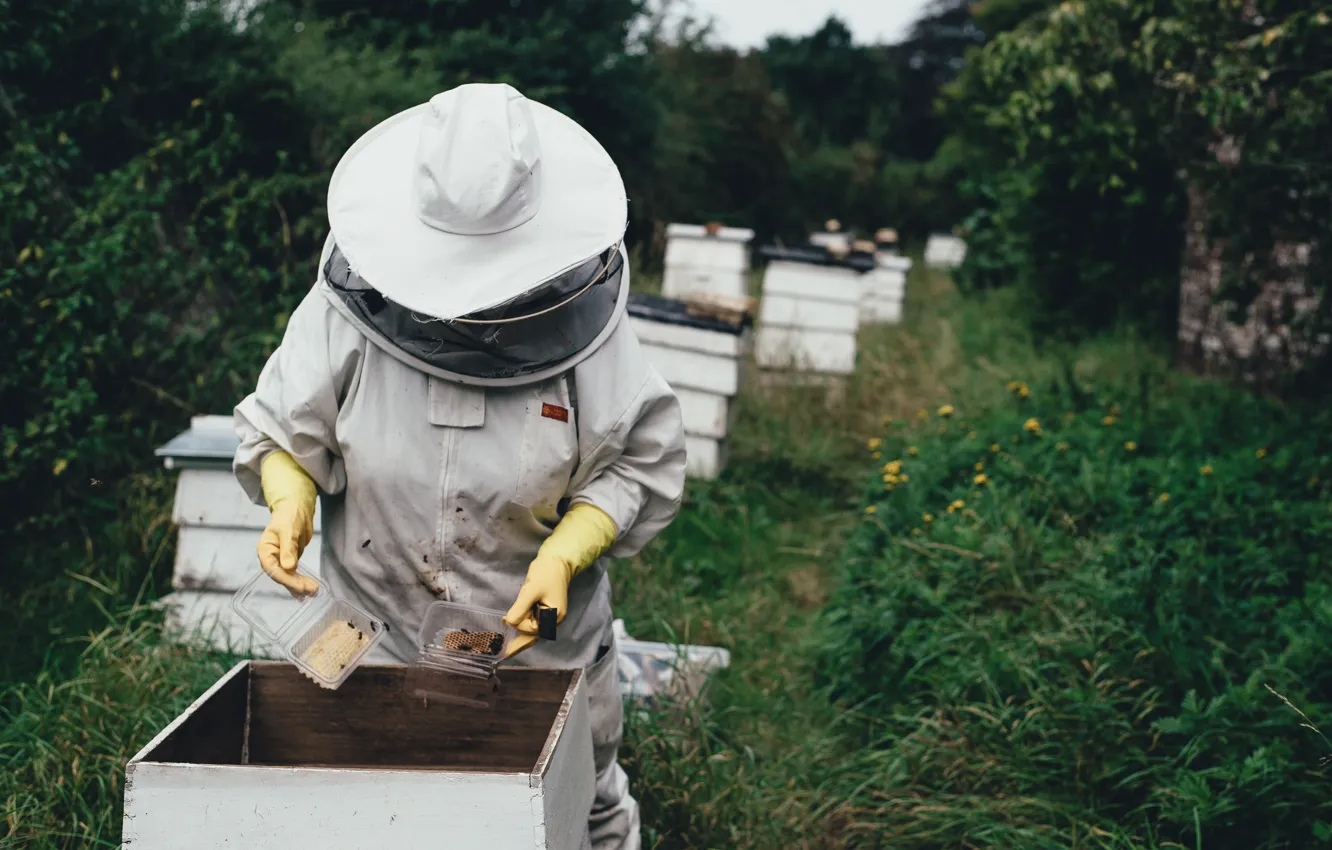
327;83;628;321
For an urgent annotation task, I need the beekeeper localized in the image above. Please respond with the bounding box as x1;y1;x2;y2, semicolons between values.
232;82;686;850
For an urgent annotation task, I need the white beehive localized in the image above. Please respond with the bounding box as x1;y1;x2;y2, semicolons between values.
628;295;749;480
925;233;968;269
122;661;596;850
861;253;913;325
755;260;862;376
153;416;323;655
661;223;755;301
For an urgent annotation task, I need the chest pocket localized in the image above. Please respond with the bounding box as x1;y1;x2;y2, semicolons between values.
512;375;580;515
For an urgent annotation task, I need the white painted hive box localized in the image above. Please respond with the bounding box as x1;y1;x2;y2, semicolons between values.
861;253;913;325
123;661;595;850
661;223;754;301
925;234;968;269
756;260;862;375
628;294;749;480
155;415;324;655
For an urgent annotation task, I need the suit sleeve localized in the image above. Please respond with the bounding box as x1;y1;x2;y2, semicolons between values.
233;286;365;505
566;321;688;558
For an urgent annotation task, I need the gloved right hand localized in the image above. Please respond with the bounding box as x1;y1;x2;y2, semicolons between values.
257;451;320;596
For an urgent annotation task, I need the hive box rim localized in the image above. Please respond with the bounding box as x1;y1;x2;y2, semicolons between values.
125;659;585;789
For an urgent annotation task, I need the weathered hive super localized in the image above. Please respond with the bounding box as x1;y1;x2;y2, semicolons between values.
861;253;913;325
661;223;754;301
154;415;322;655
755;259;863;377
628;294;750;480
122;661;595;849
924;233;968;269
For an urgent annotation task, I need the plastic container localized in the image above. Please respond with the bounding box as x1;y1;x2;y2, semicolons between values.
230;564;387;691
405;601;519;708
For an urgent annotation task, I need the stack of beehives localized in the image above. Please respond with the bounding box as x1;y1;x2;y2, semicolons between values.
627;293;751;480
153;415;323;655
925;232;968;269
754;220;867;382
860;228;913;325
661;222;755;301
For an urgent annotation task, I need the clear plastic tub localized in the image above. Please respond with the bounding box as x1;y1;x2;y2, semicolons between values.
405;601;519;707
231;564;387;691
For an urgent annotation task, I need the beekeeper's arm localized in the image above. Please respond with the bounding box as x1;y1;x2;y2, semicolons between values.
234;285;364;594
505;332;687;655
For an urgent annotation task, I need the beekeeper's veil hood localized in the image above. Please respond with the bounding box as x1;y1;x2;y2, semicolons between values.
318;82;630;386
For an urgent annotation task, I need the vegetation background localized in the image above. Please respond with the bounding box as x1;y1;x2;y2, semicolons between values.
1;0;1328;847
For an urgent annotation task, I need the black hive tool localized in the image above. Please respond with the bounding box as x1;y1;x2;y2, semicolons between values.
534;603;558;642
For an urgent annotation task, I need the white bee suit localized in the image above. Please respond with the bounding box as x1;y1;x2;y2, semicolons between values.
233;253;685;850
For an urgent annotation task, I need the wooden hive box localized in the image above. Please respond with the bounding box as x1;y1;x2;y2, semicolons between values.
154;416;324;655
122;661;595;850
861;253;913;325
755;259;862;376
627;294;750;480
660;223;754;301
924;233;968;269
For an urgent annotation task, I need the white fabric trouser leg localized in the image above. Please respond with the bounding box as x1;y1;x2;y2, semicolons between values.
584;640;641;850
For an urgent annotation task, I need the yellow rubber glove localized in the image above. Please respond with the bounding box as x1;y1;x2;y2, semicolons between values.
503;503;617;659
257;451;320;596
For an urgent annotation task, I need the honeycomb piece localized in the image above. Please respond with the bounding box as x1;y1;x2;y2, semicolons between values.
441;628;504;656
301;619;369;681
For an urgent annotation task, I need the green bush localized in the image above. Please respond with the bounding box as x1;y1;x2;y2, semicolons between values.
819;376;1332;846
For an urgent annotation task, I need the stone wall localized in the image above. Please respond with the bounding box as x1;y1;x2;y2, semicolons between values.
1176;184;1323;390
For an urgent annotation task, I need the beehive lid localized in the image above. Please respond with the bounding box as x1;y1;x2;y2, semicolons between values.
758;245;876;273
155;415;241;469
628;294;748;335
665;222;755;243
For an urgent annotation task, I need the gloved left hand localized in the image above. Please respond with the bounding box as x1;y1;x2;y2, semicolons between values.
504;503;617;659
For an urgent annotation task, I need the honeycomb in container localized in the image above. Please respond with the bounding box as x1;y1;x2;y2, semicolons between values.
441;628;504;656
302;620;369;681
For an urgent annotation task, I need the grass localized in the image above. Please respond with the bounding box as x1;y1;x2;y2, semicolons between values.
4;258;1322;848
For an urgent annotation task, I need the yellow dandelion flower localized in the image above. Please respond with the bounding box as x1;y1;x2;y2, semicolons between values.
883;473;899;485
922;513;935;523
907;446;919;457
917;408;929;420
867;437;882;452
191;97;204;108
1018;385;1030;399
52;458;68;476
1057;441;1070;452
967;431;977;440
1200;465;1213;476
974;462;985;472
1102;416;1117;426
974;473;989;486
899;474;910;483
1110;405;1121;416
947;499;965;513
872;451;882;460
1158;493;1170;503
1124;441;1137;452
911;528;922;536
883;460;902;474
990;443;1001;453
1023;418;1042;435
937;404;955;418
864;505;877;515
1256;448;1268;459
